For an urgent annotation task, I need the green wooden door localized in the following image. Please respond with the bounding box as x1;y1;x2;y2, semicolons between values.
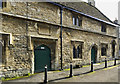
34;45;51;73
91;47;96;63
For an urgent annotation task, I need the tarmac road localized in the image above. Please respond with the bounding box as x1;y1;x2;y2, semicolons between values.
55;65;119;82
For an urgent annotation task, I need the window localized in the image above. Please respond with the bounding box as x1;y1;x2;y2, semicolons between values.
101;44;108;56
2;35;8;65
0;0;7;8
72;15;82;27
2;2;7;8
101;23;106;32
73;16;75;25
73;16;76;25
73;44;82;59
101;47;106;56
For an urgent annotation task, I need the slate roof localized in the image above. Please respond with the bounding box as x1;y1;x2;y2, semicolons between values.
57;2;112;23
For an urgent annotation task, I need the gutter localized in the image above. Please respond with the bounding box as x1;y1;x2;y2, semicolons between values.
48;2;117;27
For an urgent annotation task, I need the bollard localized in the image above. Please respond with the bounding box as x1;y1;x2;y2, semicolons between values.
114;58;116;66
69;63;73;77
91;61;93;72
105;58;107;68
44;65;48;83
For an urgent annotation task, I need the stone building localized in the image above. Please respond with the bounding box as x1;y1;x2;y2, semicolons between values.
118;1;120;24
0;1;119;78
118;1;120;56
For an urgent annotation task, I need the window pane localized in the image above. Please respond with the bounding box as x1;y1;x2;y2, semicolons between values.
77;46;80;58
73;46;76;58
76;17;79;26
80;45;82;58
75;17;76;25
73;16;75;25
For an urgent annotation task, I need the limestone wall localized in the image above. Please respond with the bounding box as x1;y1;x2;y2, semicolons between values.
1;14;61;77
82;17;101;32
107;25;117;36
62;9;73;26
2;2;60;24
1;15;30;77
2;15;26;35
1;14;118;77
62;28;118;68
2;2;117;37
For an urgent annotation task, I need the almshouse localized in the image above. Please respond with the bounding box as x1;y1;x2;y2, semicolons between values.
0;1;119;78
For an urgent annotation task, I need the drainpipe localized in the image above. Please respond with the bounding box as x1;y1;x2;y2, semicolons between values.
60;7;63;70
26;2;28;49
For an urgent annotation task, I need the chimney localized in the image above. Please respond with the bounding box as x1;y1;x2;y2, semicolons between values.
113;19;118;24
88;0;95;6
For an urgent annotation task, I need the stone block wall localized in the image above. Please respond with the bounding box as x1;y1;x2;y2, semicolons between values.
2;15;26;35
107;25;117;37
2;2;60;24
2;2;117;37
61;28;118;68
1;15;31;77
62;9;73;26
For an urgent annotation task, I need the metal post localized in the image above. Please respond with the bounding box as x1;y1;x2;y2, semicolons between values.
44;65;48;83
69;63;73;77
91;61;93;72
114;58;116;66
105;58;107;68
60;7;63;70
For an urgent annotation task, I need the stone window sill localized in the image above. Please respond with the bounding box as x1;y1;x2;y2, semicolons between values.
101;56;107;58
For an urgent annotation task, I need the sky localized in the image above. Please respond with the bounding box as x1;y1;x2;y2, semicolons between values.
83;0;120;21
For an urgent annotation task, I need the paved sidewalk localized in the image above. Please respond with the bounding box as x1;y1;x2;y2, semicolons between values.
5;60;120;82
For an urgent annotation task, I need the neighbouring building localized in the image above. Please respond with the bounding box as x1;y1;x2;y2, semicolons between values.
0;0;119;78
118;1;120;24
118;1;120;56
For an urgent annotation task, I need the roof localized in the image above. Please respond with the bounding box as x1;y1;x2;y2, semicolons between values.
57;2;112;23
